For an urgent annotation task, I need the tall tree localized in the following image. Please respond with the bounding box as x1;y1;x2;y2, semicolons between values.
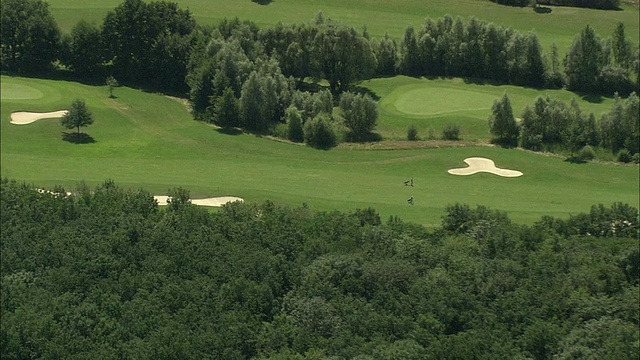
374;33;398;76
102;0;195;91
488;93;519;145
61;99;94;135
312;20;375;93
213;87;240;128
564;25;604;92
339;92;379;141
400;25;421;76
285;106;304;143
610;22;632;70
524;32;545;87
61;20;103;77
239;72;266;132
0;0;61;73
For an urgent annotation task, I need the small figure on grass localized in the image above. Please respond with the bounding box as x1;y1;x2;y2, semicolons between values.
407;195;414;205
106;75;119;98
404;177;414;187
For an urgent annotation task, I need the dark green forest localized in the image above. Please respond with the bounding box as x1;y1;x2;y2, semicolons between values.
1;179;638;359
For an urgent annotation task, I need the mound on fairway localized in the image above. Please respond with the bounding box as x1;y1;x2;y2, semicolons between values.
10;110;68;125
448;157;523;177
153;195;244;207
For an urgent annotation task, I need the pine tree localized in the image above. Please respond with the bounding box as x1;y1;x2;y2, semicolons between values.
214;87;240;128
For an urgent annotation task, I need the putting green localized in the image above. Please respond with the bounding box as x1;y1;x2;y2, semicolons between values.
0;82;44;100
393;86;497;116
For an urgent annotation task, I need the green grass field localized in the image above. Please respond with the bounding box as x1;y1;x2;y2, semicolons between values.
364;76;618;141
2;75;638;226
46;0;639;55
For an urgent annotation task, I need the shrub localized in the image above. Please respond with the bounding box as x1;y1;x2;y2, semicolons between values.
633;153;640;164
304;114;337;149
617;149;632;163
407;124;419;141
285;106;304;143
578;145;596;161
272;123;288;139
442;124;461;141
427;127;436;140
340;92;378;141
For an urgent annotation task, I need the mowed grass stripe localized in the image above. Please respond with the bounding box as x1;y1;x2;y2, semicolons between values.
2;76;637;226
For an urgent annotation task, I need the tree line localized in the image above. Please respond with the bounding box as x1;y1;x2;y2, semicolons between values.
488;91;639;162
493;0;621;10
1;178;638;359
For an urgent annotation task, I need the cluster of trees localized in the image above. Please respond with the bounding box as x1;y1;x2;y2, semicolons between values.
399;16;546;87
2;178;638;358
2;0;196;93
488;92;639;162
565;23;638;94
186;16;379;146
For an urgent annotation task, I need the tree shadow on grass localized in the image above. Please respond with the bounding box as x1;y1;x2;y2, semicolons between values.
216;127;243;135
345;131;383;143
565;156;587;164
534;6;552;14
578;92;604;104
62;132;96;144
350;85;381;101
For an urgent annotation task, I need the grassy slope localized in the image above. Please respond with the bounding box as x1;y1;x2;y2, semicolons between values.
47;0;639;54
364;76;617;141
2;76;638;226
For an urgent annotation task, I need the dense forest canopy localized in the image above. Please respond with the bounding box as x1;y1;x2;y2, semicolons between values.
1;179;638;358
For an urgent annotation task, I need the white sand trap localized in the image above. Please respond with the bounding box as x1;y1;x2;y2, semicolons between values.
10;110;68;125
448;157;523;177
153;195;244;207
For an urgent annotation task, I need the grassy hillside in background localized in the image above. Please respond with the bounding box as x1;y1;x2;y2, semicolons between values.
46;0;639;55
2;76;637;226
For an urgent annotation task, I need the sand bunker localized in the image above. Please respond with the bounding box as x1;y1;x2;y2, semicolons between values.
10;110;68;125
36;189;243;207
448;157;523;177
153;195;244;207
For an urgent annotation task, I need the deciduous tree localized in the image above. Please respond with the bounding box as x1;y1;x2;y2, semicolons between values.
61;20;103;77
61;99;94;134
0;0;61;73
339;92;379;141
564;25;604;92
488;93;519;145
